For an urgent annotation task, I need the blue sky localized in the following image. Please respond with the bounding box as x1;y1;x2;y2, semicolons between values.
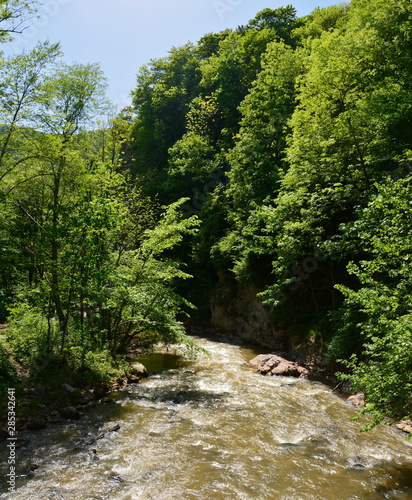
6;0;339;109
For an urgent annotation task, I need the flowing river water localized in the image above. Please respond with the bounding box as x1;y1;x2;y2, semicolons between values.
1;335;412;499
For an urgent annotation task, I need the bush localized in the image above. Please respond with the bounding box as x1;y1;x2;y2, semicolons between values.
65;347;128;385
0;341;17;389
6;302;56;365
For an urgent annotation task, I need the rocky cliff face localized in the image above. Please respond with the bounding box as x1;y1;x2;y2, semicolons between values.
210;270;287;351
209;270;324;366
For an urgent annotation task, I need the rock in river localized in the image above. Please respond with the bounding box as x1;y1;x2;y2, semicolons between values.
249;354;308;377
27;417;47;430
396;420;412;434
129;362;148;378
59;406;81;420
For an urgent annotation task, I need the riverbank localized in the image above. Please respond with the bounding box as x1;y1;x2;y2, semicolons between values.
0;362;149;439
0;326;150;439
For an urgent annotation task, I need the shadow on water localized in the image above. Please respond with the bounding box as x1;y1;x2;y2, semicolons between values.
362;463;412;499
134;385;230;406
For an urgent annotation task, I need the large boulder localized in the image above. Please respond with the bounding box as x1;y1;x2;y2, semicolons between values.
27;416;47;430
249;354;308;377
60;406;81;420
61;383;77;395
129;362;148;378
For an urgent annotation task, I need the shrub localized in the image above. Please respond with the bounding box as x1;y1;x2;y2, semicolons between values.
6;302;56;365
0;341;17;389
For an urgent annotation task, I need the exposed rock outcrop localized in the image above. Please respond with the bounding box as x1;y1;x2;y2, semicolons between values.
211;271;286;350
210;271;324;368
249;353;309;377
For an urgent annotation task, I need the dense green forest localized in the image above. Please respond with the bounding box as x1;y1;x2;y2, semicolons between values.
1;0;412;430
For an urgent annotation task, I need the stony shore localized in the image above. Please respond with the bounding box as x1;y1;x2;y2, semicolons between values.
0;362;148;440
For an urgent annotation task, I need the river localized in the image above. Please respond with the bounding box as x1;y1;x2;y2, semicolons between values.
1;335;412;499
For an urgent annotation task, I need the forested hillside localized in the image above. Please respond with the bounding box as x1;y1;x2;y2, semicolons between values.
126;0;412;428
1;0;412;430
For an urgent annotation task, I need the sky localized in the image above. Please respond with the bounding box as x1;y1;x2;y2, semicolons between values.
6;0;339;110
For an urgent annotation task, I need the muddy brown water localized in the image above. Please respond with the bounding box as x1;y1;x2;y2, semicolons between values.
1;335;412;499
